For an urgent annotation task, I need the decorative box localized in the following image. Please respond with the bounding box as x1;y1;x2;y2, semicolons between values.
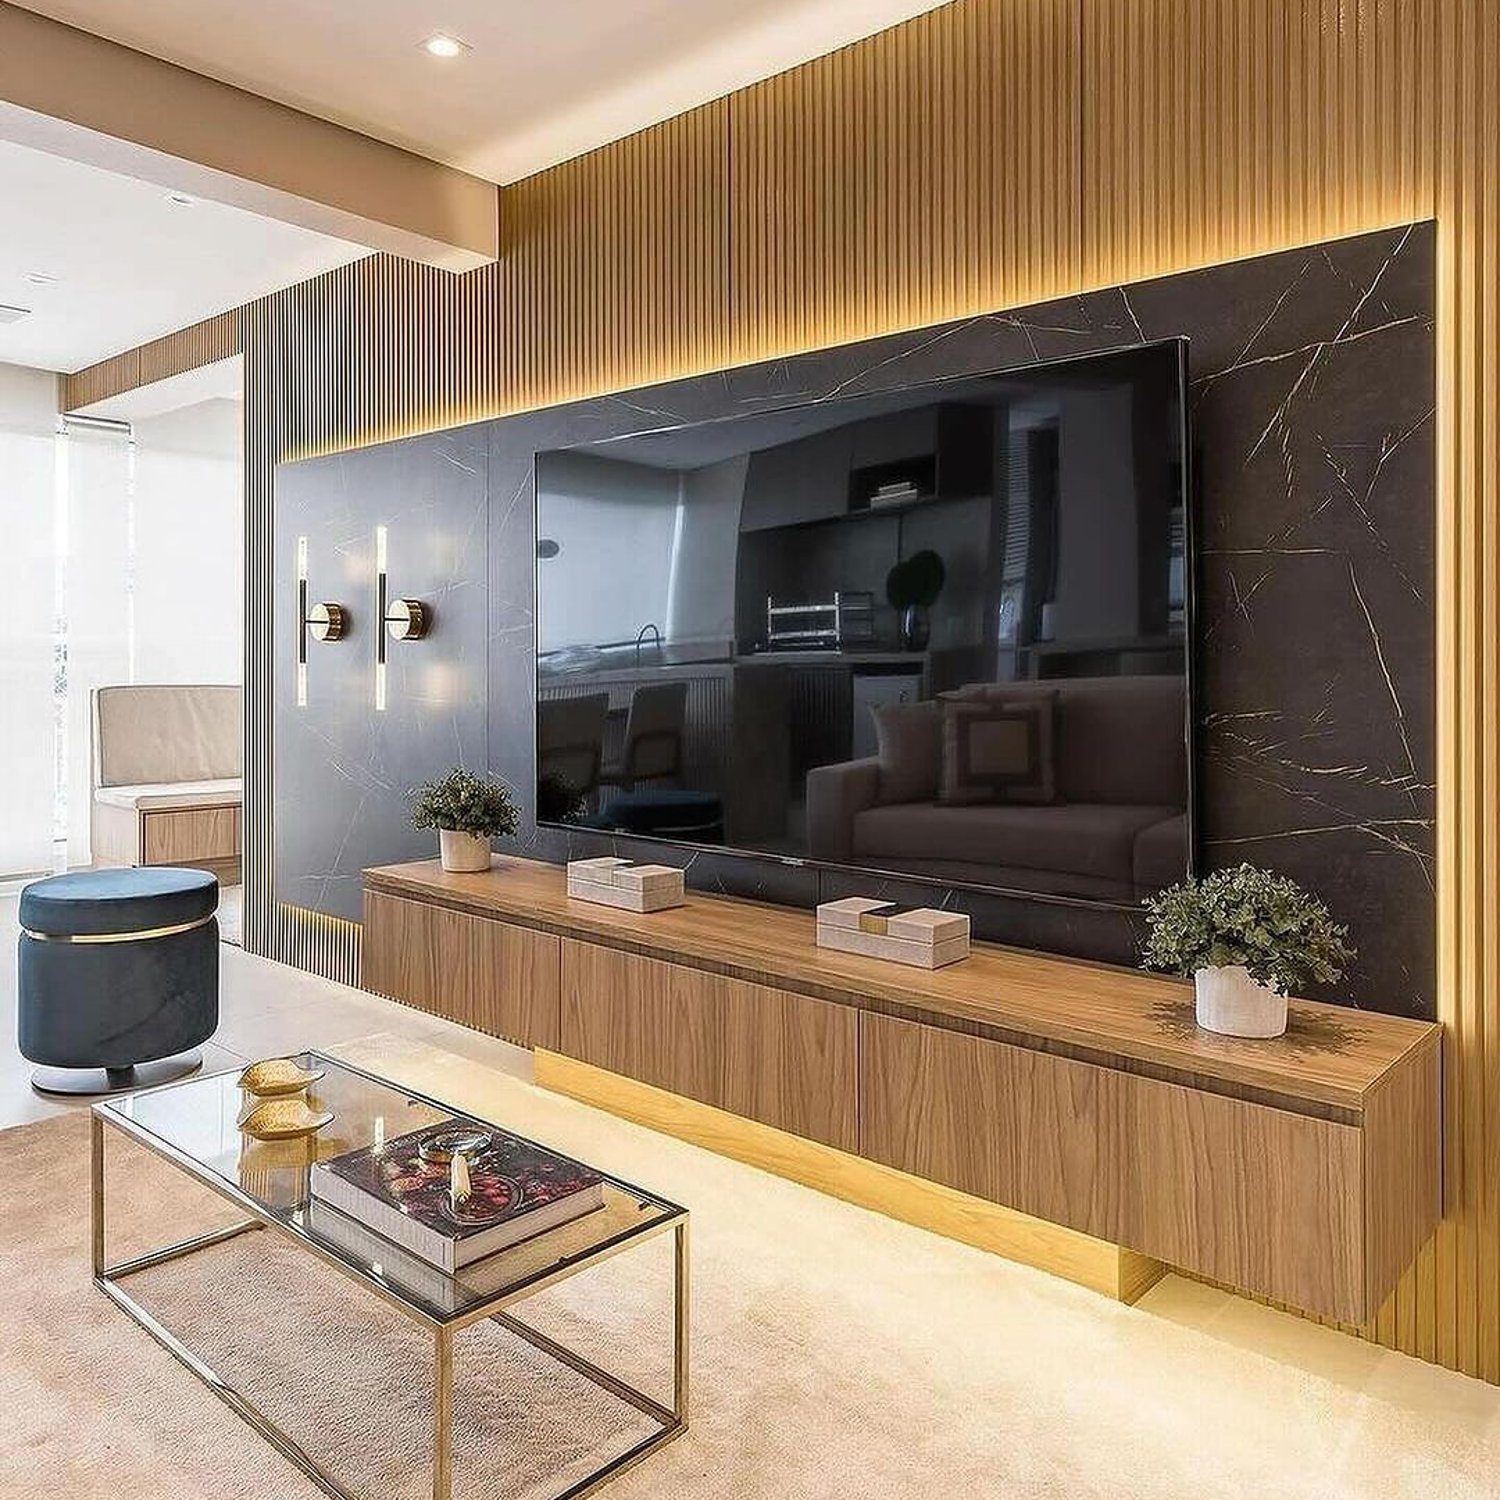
566;857;685;913
815;897;970;969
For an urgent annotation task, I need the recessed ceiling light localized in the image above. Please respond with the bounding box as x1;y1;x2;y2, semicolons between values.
421;32;470;58
23;272;57;287
0;304;32;325
166;191;196;206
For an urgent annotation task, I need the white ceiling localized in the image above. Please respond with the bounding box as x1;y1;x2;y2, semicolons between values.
11;0;953;182
0;139;366;372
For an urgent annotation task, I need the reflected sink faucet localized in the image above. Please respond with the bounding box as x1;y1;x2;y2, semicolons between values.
635;622;662;665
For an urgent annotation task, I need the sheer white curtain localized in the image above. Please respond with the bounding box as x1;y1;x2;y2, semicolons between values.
132;401;242;684
0;367;61;878
0;382;242;876
63;424;132;865
62;401;243;863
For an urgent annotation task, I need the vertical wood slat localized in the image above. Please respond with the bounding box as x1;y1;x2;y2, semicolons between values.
61;309;240;410
498;103;730;414
725;0;1081;361
1079;0;1434;291
54;0;1500;1387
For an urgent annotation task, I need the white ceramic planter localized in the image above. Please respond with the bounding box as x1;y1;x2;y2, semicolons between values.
1193;964;1288;1038
438;830;492;873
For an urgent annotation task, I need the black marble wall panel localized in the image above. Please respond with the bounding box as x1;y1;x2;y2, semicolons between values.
275;223;1435;1016
274;425;490;921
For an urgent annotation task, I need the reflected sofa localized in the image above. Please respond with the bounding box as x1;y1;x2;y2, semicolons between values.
806;675;1187;903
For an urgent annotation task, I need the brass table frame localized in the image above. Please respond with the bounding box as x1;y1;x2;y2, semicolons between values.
90;1071;690;1500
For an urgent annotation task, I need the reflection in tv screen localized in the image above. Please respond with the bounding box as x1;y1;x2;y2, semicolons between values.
534;340;1193;909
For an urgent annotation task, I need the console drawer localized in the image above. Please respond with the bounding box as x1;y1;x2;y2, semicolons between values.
559;938;857;1151
362;890;560;1050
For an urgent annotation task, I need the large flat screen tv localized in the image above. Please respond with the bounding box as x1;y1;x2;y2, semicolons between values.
535;339;1193;908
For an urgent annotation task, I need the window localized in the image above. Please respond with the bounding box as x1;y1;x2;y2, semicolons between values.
0;373;242;880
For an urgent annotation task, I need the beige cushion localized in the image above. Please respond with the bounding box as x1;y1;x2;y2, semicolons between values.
852;801;1179;887
94;685;241;788
94;779;242;812
872;700;942;805
938;695;1056;805
950;676;1184;806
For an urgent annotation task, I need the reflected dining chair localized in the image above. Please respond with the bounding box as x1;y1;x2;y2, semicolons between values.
599;681;688;793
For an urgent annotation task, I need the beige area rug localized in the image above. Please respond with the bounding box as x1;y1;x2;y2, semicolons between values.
3;1035;1499;1500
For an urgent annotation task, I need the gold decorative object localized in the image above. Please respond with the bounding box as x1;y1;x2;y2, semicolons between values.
385;597;429;641
307;601;347;642
237;1097;335;1141
238;1058;325;1096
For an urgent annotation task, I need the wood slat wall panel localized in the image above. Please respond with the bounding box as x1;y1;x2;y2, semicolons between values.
499;104;729;412
57;0;1500;1384
1432;0;1499;1385
726;0;1080;358
1079;0;1434;289
62;309;241;410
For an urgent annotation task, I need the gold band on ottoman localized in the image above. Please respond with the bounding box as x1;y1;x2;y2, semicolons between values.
21;912;217;945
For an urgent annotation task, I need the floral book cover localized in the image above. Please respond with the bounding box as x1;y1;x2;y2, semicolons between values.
318;1121;603;1243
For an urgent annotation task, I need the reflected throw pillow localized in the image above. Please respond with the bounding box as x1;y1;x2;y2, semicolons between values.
939;695;1057;805
872;699;943;805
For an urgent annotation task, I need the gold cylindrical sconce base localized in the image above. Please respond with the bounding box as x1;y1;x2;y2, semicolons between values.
386;599;429;640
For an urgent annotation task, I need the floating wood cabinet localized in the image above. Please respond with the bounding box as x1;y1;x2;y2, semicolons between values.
363;858;1443;1321
361;889;560;1051
860;1014;1438;1323
560;938;858;1151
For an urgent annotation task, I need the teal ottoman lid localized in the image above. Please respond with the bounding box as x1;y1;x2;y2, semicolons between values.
20;868;218;938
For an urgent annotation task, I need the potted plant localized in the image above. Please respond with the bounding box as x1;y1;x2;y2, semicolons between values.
886;549;946;651
1141;863;1355;1038
409;767;519;873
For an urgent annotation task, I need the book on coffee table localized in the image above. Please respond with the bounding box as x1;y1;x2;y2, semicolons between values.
309;1119;604;1273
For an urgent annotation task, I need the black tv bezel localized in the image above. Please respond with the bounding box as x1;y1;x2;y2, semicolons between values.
532;336;1197;913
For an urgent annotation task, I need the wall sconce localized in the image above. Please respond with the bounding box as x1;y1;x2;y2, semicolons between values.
374;524;430;711
296;536;347;708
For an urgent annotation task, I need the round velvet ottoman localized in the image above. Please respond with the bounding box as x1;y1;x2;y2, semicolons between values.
18;867;220;1095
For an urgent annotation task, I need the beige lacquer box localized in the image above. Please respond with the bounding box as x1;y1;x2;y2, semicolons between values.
566;857;686;913
816;897;971;969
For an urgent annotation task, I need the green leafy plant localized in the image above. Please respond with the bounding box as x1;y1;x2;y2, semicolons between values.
408;767;519;838
1141;863;1355;995
886;549;947;610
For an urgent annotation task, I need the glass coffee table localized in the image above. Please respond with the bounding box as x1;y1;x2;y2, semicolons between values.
91;1051;689;1500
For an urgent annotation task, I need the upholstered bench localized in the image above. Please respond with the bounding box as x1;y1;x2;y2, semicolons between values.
89;684;242;882
18;868;220;1095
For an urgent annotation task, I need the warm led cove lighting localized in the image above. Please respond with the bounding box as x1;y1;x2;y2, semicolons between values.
421;32;469;57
